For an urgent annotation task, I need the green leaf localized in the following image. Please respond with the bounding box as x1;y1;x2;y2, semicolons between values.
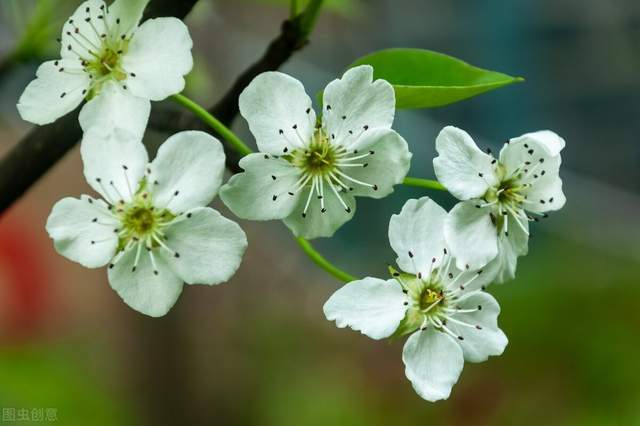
349;48;524;109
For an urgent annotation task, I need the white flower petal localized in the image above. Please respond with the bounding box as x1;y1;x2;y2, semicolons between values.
492;219;529;284
323;277;408;340
433;126;499;200
499;130;564;183
322;65;395;141
80;128;148;204
445;258;500;293
158;207;247;285
17;60;90;125
122;17;193;101
108;245;183;317
239;72;315;155
45;195;119;268
338;128;411;199
283;185;356;239
148;131;225;214
79;81;150;140
107;0;149;36
445;201;498;270
219;153;302;220
447;292;508;363
60;0;107;60
389;197;448;276
402;328;464;402
523;174;566;213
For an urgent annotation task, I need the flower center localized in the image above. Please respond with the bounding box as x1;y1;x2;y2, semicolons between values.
273;126;378;218
389;250;485;340
290;130;337;176
57;5;134;99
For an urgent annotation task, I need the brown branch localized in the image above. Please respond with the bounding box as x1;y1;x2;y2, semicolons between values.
0;0;199;214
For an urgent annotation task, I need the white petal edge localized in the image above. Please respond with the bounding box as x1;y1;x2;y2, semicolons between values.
122;17;193;101
158;207;247;285
322;65;395;142
79;81;150;141
323;277;408;340
108;245;183;317
239;71;315;155
80;128;149;204
445;201;499;270
148;131;225;214
402;328;464;402
17;60;89;125
45;195;119;268
433;126;499;200
389;197;448;276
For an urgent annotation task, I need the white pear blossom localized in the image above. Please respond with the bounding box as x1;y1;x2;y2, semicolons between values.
45;130;247;317
17;0;193;140
323;197;507;402
433;126;566;283
220;65;411;239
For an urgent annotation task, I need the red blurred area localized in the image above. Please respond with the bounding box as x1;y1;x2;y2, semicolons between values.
0;210;53;338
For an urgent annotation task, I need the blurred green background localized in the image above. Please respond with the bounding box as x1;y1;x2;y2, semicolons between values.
0;0;639;425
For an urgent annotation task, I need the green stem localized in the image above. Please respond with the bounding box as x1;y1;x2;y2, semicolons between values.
402;176;446;191
171;92;354;283
295;237;356;283
170;93;253;157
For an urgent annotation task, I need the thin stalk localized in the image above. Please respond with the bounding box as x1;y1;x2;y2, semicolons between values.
295;237;356;283
402;176;446;191
171;93;253;157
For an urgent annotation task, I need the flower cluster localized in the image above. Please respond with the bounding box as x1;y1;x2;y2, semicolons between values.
16;0;567;404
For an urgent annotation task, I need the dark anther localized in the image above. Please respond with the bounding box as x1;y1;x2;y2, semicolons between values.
321;208;326;213
448;273;454;279
117;18;121;24
345;207;351;213
475;205;481;209
288;192;294;196
317;195;323;199
363;163;368;168
540;199;546;204
417;272;422;279
348;130;353;135
90;240;95;244
465;264;470;270
491;159;497;164
476;325;482;330
92;217;97;223
363;125;369;130
408;251;414;258
369;150;375;155
272;195;277;201
541;170;546;176
264;154;269;159
271;175;276;180
372;185;378;191
85;17;91;22
331;134;335;139
326;105;331;110
292;124;297;129
305;107;310;114
549;197;554;202
458;336;464;341
109;264;114;269
187;213;192;218
174;253;180;258
528;149;534;155
524;143;529;148
153;270;159;276
174;190;179;196
478;173;483;177
60;92;66;98
403;301;409;306
85;6;90;12
342;115;346;120
122;165;128;170
302;212;306;218
478;305;482;310
130;72;136;77
283;147;288;153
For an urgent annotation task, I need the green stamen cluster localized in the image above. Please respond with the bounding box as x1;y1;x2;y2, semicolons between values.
288;129;338;176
